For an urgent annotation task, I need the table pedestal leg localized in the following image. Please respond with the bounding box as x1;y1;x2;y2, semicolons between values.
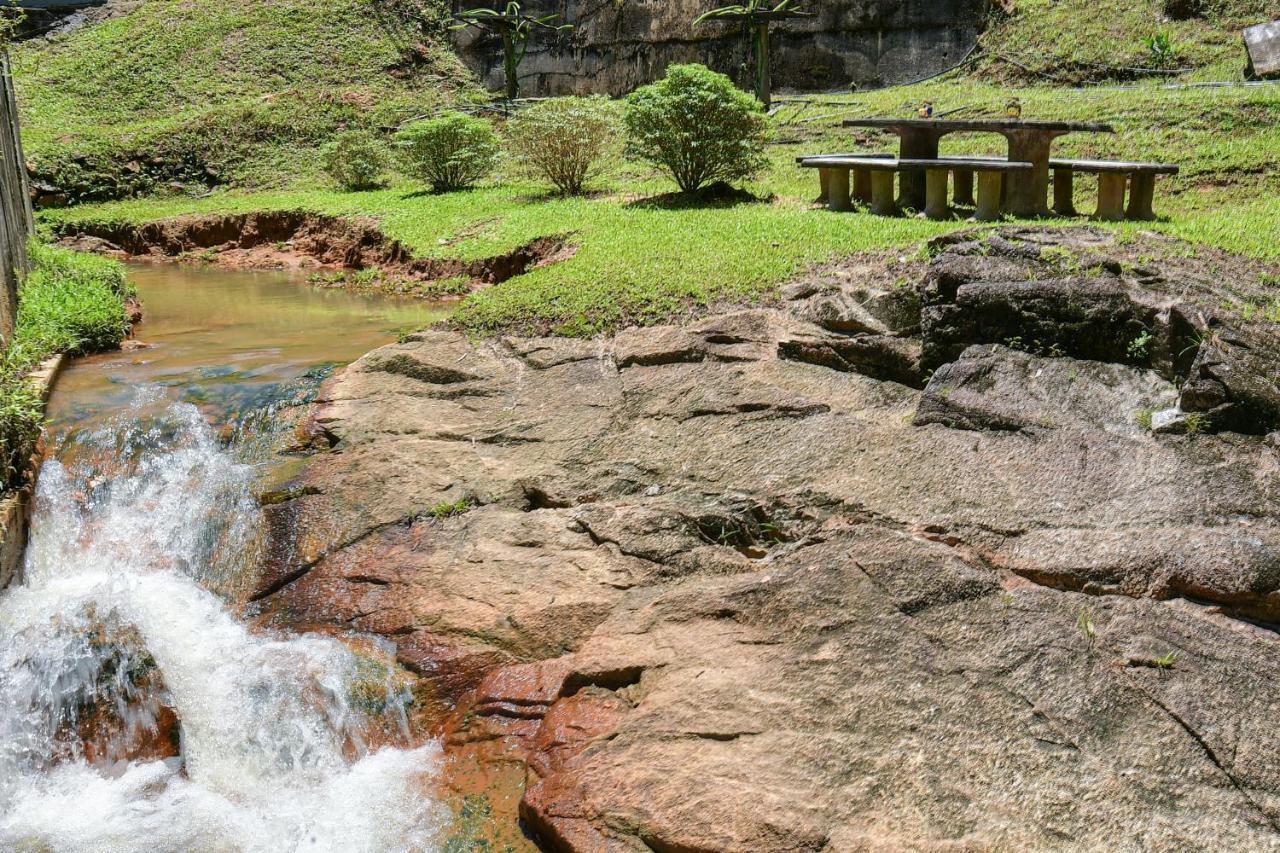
1095;173;1127;221
1052;168;1077;217
925;169;951;220
828;168;852;212
853;167;873;204
975;173;1004;222
817;168;831;205
898;129;944;210
953;169;975;206
1003;130;1056;217
870;172;897;216
1126;173;1156;221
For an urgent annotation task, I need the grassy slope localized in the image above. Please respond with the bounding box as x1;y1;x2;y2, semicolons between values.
977;0;1280;82
14;0;475;193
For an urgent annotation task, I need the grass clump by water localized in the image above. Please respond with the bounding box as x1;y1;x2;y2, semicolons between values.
0;243;133;491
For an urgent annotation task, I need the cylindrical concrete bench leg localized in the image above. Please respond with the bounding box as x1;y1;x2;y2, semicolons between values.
1095;173;1127;221
1052;168;1077;217
924;169;951;221
974;172;1004;222
853;167;873;205
1126;173;1156;221
817;168;832;205
953;169;975;206
870;171;897;216
827;168;852;212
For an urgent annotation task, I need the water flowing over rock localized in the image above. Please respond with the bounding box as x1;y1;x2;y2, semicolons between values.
271;226;1280;849
0;396;446;852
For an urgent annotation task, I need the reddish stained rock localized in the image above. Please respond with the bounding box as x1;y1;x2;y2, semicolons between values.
263;228;1280;850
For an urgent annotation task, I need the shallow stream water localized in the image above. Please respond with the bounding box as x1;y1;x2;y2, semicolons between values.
0;264;450;851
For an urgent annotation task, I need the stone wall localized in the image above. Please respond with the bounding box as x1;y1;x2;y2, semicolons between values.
451;0;989;96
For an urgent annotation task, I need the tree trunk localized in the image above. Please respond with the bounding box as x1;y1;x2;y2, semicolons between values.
753;21;771;109
501;27;519;100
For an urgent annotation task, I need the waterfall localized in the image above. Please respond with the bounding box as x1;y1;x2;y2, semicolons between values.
0;394;445;852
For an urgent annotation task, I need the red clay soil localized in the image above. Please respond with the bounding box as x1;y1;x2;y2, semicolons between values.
55;210;573;288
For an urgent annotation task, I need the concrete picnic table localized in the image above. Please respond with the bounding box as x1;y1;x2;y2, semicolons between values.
842;118;1115;217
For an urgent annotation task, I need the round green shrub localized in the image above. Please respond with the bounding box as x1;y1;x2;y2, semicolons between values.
319;130;391;191
394;112;500;192
506;96;620;195
623;64;769;194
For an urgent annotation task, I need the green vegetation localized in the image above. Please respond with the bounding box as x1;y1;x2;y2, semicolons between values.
694;0;808;108
0;244;131;490
452;2;570;101
430;497;475;519
507;97;619;195
978;0;1280;83
320;130;392;192
13;0;474;201
394;112;500;193
624;64;770;194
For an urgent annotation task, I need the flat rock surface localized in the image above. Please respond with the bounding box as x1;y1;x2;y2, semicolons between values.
262;227;1280;850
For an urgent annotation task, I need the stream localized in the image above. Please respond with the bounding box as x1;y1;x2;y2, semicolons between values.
0;264;451;851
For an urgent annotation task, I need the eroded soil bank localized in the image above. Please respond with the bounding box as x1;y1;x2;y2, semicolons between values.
54;211;573;297
258;226;1280;850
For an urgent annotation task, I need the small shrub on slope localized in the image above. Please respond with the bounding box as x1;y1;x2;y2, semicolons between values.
320;130;392;191
507;96;619;195
394;112;500;192
623;64;769;194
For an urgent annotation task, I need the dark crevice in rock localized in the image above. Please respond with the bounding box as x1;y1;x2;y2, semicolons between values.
251;515;414;602
1131;680;1280;835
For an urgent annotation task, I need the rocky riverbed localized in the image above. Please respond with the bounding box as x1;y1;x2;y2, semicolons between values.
256;226;1280;850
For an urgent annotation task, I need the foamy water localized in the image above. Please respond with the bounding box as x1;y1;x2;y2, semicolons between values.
0;397;445;851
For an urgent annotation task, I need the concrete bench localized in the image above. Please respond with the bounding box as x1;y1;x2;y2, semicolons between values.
1049;159;1179;221
795;153;892;207
800;156;1032;221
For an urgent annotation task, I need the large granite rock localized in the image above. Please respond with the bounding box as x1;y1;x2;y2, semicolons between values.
452;0;988;95
261;227;1280;850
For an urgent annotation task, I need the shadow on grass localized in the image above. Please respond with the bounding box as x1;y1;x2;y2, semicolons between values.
625;182;775;211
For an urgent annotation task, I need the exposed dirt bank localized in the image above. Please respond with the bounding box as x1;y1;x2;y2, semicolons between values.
54;211;574;296
259;226;1280;849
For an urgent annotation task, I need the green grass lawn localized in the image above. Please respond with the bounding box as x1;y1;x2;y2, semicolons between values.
39;77;1280;337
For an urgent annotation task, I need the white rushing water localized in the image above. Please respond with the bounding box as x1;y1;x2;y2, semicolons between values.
0;394;445;852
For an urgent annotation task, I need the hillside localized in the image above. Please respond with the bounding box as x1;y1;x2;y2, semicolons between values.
978;0;1280;83
14;0;478;202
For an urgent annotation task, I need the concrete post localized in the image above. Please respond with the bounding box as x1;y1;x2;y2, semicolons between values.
975;172;1004;222
1052;168;1077;217
827;168;852;212
1095;173;1127;221
870;172;897;216
1126;173;1156;221
924;169;951;220
817;168;831;205
853;167;873;205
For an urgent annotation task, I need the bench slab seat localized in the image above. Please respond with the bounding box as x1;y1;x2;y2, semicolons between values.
799;156;1031;220
1048;159;1179;221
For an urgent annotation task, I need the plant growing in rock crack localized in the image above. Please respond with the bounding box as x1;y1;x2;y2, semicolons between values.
1135;408;1155;431
431;497;475;519
1127;330;1155;360
1183;411;1210;434
1076;607;1097;641
1154;651;1179;669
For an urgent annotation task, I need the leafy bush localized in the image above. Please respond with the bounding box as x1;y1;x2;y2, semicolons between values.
320;130;392;191
623;64;769;194
0;243;132;490
507;97;619;195
394;112;500;192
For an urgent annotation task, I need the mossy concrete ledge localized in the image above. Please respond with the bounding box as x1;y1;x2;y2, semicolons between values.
0;353;65;590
